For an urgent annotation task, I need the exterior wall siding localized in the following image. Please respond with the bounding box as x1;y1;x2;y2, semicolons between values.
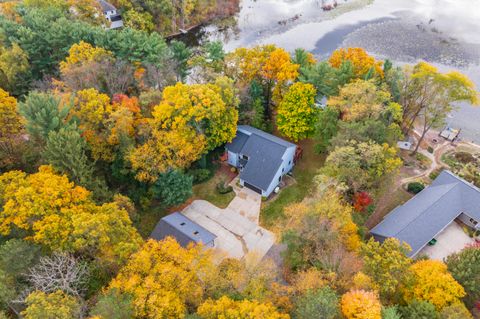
458;212;480;229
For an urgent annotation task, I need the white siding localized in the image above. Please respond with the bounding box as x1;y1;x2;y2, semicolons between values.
227;150;238;167
263;145;296;197
458;212;480;229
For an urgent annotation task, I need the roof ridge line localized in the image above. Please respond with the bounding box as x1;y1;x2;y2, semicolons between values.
391;182;461;237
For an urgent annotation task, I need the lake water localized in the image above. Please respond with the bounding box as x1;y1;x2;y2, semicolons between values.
196;0;480;143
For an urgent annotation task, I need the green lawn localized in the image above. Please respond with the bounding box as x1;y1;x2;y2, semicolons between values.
192;168;236;209
261;139;326;227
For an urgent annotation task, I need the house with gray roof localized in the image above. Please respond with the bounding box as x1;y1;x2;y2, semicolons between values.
150;212;216;248
98;0;123;29
226;125;296;197
370;170;480;257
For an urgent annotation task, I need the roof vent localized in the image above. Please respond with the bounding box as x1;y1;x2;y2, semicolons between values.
193;231;199;235
180;222;186;226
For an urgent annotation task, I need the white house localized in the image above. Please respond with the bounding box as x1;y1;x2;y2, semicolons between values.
98;0;124;29
226;125;297;197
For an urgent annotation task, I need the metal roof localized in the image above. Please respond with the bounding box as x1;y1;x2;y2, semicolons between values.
370;170;480;257
226;126;296;191
150;212;216;247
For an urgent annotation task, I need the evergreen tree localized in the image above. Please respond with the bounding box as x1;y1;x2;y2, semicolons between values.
152;170;193;207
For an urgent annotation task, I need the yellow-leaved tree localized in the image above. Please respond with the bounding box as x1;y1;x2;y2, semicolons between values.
329;48;383;78
60;41;113;73
22;290;81;319
277;82;318;142
197;296;290;319
129;78;238;182
404;260;465;310
0;166;142;266
107;238;215;319
327;80;391;122
340;290;382;319
226;45;299;107
0;88;24;168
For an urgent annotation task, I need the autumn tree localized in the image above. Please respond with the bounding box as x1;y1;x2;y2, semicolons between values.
0;166;142;266
226;45;298;109
0;89;25;168
282;191;362;289
0;43;30;95
108;238;215;318
399;62;478;153
327;80;391;122
129;79;238;182
322;140;402;192
361;238;412;302
404;260;465;310
439;303;473;319
18;92;70;143
340;290;382;319
446;245;480;307
22;290;81;319
329;48;383;78
197;296;289;319
277;82;318;142
60;42;135;95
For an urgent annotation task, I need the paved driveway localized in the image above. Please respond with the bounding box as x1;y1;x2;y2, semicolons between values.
419;221;474;261
182;178;275;260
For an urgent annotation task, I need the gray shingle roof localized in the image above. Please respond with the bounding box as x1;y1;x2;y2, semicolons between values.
226;126;296;191
370;170;480;257
98;0;116;12
150;212;216;247
227;131;249;153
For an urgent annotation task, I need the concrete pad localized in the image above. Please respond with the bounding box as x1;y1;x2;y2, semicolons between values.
181;183;274;261
419;221;474;261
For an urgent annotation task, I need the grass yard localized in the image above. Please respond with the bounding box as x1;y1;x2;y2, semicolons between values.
261;139;326;227
192;167;236;209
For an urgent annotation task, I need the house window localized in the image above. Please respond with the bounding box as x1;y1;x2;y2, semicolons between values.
241;154;249;160
470;218;478;226
288;160;291;165
278;176;282;182
282;168;284;172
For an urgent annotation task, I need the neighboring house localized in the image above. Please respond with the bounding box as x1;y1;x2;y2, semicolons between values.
98;0;124;29
371;170;480;257
150;212;216;248
226;125;297;197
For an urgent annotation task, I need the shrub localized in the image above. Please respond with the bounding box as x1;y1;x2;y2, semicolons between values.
427;146;434;153
455;151;474;164
429;168;443;180
188;169;212;184
407;182;425;194
216;181;233;194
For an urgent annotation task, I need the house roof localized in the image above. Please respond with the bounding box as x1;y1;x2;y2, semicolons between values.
150;212;216;247
370;171;480;257
98;0;116;12
226;126;296;191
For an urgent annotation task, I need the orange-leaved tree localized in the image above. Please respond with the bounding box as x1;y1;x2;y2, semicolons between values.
329;47;383;78
340;290;381;319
